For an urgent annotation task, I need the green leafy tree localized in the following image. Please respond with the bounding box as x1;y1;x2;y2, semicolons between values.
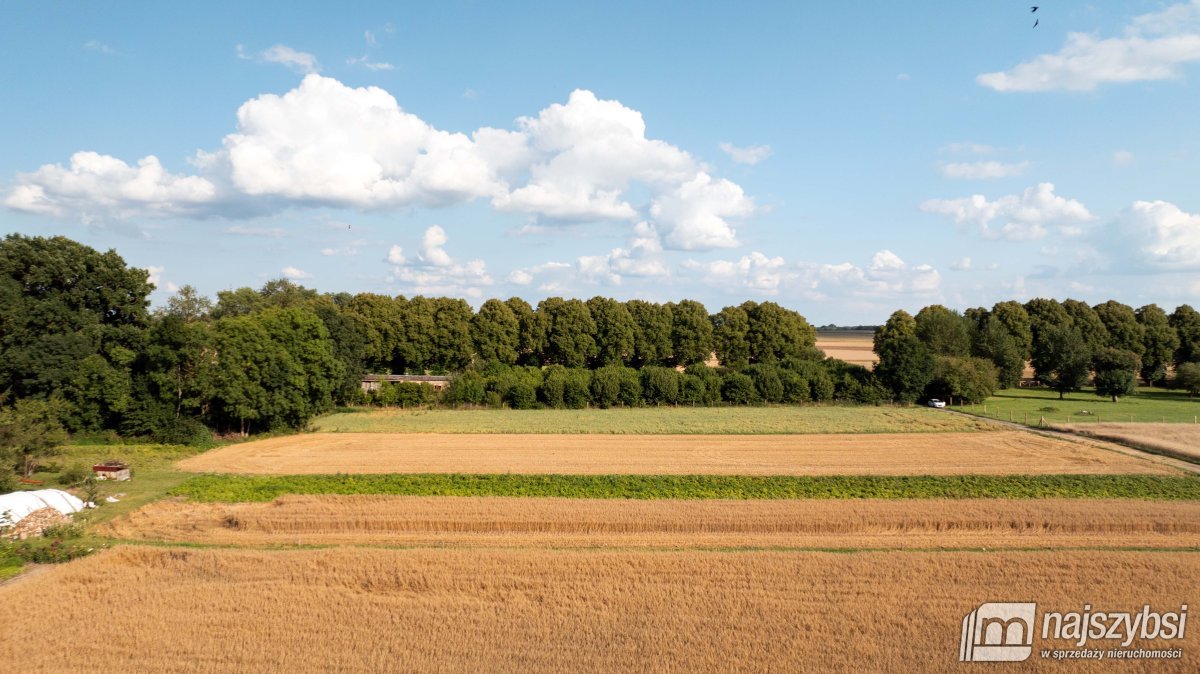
1024;298;1070;362
1175;362;1200;397
711;305;751;369
927;357;998;405
345;294;405;372
471;299;520;366
873;310;918;355
745;301;816;364
626;300;673;367
160;285;213;323
874;335;934;403
505;297;544;366
640;366;681;405
991;301;1033;361
1169;304;1200;367
538;298;597;367
973;316;1026;389
0;234;151;430
667;299;713;366
1093;300;1145;357
1136;304;1179;386
428;297;474;371
1062;300;1109;354
745;364;784;403
0;398;68;478
586;296;636;367
914;305;972;357
1092;348;1139;403
721;372;759;404
1032;325;1093;400
590;366;623;408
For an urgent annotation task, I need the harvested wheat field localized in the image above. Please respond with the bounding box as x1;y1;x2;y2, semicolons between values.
0;546;1194;673
816;331;878;368
1055;423;1200;462
102;495;1200;550
177;431;1181;475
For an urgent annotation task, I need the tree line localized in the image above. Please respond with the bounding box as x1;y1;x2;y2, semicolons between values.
3;234;1199;478
874;299;1200;404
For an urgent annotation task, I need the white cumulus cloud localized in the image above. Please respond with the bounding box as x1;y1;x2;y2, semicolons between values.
389;225;493;298
978;1;1200;92
1111;200;1200;270
920;183;1094;241
281;266;312;279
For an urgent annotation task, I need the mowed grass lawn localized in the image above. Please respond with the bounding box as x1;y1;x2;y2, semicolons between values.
965;386;1200;426
313;405;997;434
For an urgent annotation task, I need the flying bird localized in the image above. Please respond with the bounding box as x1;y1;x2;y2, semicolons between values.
1031;6;1038;12
1033;18;1039;28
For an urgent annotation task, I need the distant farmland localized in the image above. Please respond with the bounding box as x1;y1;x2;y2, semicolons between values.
175;430;1179;476
816;330;878;369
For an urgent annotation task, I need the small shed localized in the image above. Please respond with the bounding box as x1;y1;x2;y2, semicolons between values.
92;460;131;481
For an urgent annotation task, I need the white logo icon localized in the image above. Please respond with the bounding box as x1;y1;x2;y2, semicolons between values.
960;602;1037;662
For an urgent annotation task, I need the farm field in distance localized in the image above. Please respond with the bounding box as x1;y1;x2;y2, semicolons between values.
312;405;990;434
174;430;1182;476
1052;423;1200;462
1;546;1195;673
815;330;878;368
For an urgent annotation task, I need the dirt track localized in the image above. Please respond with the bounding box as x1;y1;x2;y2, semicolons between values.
177;431;1180;475
103;496;1200;550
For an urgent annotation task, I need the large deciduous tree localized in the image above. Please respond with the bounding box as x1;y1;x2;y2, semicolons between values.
1092;348;1139;403
1093;300;1145;357
1032;324;1092;399
538;297;597;367
667;300;713;366
914;305;972;357
626;300;673;367
745;301;817;364
1062;299;1109;355
1136;304;1179;386
1169;304;1200;367
471;299;520;366
712;304;751;369
586;296;636;367
874;311;934;403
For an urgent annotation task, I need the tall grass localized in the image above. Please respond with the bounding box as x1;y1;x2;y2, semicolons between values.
171;473;1200;502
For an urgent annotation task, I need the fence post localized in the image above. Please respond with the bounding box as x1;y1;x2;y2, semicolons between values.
1024;412;1028;425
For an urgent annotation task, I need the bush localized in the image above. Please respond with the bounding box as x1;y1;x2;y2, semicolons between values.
616;367;642;407
57;463;90;487
745;364;784;403
721;372;759;404
447;371;486;405
679;374;707;406
779;370;811;403
641;366;681;405
507;381;538;409
562;369;592;409
1177;362;1200;397
590;366;623;408
539;366;567;408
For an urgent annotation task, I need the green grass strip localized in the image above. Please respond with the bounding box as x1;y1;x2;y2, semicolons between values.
171;473;1200;502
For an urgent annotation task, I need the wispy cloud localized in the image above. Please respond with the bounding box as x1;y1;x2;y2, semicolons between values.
226;225;286;238
237;44;320;74
978;0;1200;92
83;40;115;55
718;142;772;165
938;160;1030;180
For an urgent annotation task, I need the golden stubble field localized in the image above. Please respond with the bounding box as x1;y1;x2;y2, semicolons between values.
815;332;878;368
175;431;1181;475
1054;423;1200;462
1;546;1195;673
101;495;1200;550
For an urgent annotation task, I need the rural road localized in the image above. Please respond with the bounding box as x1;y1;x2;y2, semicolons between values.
946;409;1200;476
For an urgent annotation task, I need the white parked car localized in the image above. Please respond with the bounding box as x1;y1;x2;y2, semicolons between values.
927;399;946;408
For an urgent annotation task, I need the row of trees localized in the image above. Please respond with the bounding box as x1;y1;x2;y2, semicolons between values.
873;298;1200;403
3;234;1199;459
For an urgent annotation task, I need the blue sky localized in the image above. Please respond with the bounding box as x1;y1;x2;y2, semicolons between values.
3;1;1199;324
